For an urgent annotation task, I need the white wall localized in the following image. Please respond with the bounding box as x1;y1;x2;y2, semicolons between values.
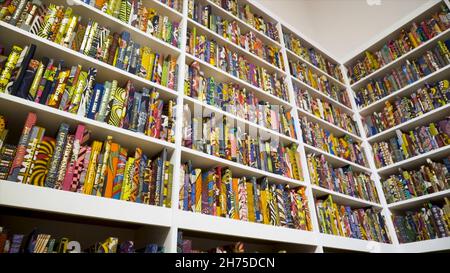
257;0;429;62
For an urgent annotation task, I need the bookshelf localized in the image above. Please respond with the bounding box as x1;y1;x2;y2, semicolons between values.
0;0;449;253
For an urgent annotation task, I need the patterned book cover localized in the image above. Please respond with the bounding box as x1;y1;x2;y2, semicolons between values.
29;136;55;187
44;122;69;188
93;136;112;196
129;147;142;202
112;147;128;199
16;126;45;184
54;134;74;189
120;156;135;201
103;142;119;198
8;112;37;182
61;124;87;191
82;140;103;195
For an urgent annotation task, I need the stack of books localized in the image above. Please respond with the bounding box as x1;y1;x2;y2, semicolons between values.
382;157;450;203
300;117;367;167
372;117;450;168
183;107;303;180
188;0;284;70
284;32;344;82
185;63;296;138
0;43;176;143
210;0;279;42
179;162;312;231
290;61;351;108
80;0;180;47
0;1;178;90
392;198;450;243
2;112;174;207
316;195;391;243
307;154;379;203
347;4;450;83
0;226;164;253
296;87;360;136
363;80;450;137
354;39;450;108
186;27;288;98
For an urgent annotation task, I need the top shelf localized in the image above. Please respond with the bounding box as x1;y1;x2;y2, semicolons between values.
197;0;282;48
350;27;450;89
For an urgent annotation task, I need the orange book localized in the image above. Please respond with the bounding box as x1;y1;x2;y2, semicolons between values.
232;178;239;220
104;143;120;198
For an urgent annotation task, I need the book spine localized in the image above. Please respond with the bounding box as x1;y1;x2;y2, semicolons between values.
44;123;70;188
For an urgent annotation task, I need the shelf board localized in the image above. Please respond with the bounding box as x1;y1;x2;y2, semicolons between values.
350;28;450;89
312;185;382;209
199;0;282;48
185;53;292;108
180;146;306;187
70;0;181;55
304;144;372;174
367;103;450;143
291;76;354;114
388;189;450;211
297;108;362;141
358;64;450;116
286;49;345;88
184;96;299;145
0;21;178;100
174;210;318;246
0;93;175;158
377;145;450;177
0;181;172;227
319;233;394;253
399;236;450;253
187;18;286;76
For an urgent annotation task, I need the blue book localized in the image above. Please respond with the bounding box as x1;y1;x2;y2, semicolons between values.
87;83;104;120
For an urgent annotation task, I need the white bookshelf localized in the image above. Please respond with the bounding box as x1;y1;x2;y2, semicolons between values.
343;0;450;253
1;0;449;253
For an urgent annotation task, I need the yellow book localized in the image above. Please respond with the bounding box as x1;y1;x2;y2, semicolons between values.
83;141;103;195
120;157;135;201
246;181;255;223
193;168;202;213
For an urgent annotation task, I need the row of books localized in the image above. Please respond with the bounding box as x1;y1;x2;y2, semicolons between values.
182;107;303;180
290;61;351;108
372;117;450;168
283;32;344;83
80;0;180;47
354;39;450;108
210;0;279;43
393;198;450;243
158;0;182;12
0;1;178;90
0;227;164;253
382;157;450;204
300;117;367;167
188;0;284;70
316;195;391;243
363;80;450;137
1;112;173;206
185;63;296;138
347;4;450;83
178;162;312;231
186;27;288;98
307;154;379;203
296;87;360;136
0;44;176;143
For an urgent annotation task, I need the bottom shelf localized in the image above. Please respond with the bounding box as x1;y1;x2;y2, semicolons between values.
318;233;395;253
399;237;450;253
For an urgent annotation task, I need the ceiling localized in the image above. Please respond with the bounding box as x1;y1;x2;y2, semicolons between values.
256;0;430;62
